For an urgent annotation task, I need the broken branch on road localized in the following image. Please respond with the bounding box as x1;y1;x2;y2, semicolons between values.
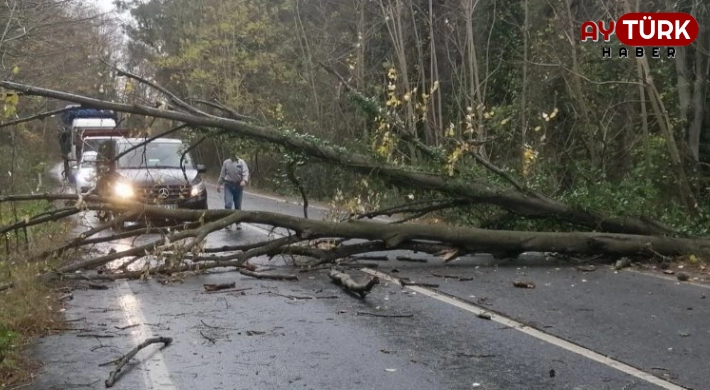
238;269;299;281
203;282;236;292
356;311;414;318
329;269;379;298
103;336;173;388
1;192;708;291
5;192;707;268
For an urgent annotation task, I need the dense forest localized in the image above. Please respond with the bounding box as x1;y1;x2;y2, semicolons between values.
0;0;120;190
107;0;709;234
2;0;710;234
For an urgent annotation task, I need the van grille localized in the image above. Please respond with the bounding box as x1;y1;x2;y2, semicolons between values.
138;185;190;203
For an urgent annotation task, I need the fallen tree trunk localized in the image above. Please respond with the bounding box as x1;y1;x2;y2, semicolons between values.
2;194;706;282
111;205;710;259
0;81;677;236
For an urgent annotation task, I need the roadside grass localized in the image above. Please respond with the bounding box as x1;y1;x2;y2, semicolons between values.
0;200;74;389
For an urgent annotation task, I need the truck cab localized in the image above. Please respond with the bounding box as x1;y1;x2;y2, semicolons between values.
59;106;128;183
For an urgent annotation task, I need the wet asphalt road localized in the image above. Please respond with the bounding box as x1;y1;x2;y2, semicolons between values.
29;181;710;390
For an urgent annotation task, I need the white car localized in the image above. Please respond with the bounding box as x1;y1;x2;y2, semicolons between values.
73;151;99;194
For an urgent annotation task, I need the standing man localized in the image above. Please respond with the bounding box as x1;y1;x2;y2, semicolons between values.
217;152;250;230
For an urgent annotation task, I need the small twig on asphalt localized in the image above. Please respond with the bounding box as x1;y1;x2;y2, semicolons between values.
395;256;428;263
115;324;139;330
199;331;216;344
352;255;389;261
269;292;313;300
430;272;473;281
454;352;495;358
200;320;238;330
356;312;414;318
203;282;236;292
204;287;252;295
77;334;115;338
104;336;173;387
238;269;299;281
512;280;536;289
59;293;73;301
87;283;110;290
400;279;439;288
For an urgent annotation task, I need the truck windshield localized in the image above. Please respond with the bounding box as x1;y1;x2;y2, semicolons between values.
117;142;193;169
80;153;97;168
83;138;113;154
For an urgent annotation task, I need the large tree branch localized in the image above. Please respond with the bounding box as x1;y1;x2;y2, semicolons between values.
101;59;210;118
0;106;70;129
185;98;255;121
0;81;677;236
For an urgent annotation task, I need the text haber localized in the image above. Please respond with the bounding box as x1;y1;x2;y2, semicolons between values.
581;12;698;46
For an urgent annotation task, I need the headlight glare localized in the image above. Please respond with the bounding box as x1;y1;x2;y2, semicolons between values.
114;182;134;198
190;182;205;197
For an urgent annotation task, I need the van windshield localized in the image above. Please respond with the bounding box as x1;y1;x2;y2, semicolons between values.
117;141;193;169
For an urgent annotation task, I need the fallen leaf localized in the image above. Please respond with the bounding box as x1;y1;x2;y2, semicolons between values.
477;312;492;320
576;264;596;272
663;270;675;275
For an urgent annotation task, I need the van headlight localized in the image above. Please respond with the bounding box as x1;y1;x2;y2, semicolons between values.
190;181;205;197
114;182;134;198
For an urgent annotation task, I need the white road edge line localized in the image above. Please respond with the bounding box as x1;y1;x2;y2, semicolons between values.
361;268;688;390
116;281;177;390
237;222;688;389
624;268;710;290
205;182;392;223
205;182;328;211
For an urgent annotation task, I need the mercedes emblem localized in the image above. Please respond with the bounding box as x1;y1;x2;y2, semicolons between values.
157;188;169;199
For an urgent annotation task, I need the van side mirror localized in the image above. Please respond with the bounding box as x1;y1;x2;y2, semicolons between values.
196;164;207;173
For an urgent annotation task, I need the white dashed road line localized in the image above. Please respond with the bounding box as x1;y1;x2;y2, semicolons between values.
116;281;177;390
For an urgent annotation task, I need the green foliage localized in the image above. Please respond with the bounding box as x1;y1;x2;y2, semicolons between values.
119;0;710;233
0;327;18;356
